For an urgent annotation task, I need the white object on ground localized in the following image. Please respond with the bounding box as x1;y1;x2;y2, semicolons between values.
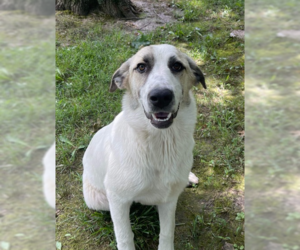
188;172;199;185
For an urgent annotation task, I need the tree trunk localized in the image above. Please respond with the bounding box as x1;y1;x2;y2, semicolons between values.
55;0;141;18
98;0;140;18
55;0;98;16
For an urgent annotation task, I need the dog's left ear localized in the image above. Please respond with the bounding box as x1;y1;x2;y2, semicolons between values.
186;57;207;89
110;58;131;92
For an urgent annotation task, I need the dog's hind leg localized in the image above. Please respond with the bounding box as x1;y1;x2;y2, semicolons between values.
83;177;110;211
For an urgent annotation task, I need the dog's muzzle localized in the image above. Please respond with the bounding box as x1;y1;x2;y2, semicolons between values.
144;88;180;129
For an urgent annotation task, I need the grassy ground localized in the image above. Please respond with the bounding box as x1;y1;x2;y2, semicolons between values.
0;11;55;250
55;0;244;249
245;0;300;249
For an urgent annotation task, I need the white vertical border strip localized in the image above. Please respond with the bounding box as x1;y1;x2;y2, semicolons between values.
0;1;55;249
245;0;300;249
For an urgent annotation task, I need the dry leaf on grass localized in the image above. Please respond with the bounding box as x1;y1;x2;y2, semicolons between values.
230;30;244;40
238;130;245;138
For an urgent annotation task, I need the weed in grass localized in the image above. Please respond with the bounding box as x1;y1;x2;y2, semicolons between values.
191;214;205;238
234;244;244;250
130;32;151;49
235;212;245;221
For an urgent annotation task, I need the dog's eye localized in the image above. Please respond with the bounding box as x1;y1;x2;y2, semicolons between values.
171;62;183;72
136;63;146;73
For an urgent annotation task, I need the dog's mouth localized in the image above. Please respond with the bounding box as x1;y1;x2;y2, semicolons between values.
144;104;180;129
151;112;173;128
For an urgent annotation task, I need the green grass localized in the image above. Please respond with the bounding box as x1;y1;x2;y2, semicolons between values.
55;0;244;249
245;0;300;249
0;11;55;250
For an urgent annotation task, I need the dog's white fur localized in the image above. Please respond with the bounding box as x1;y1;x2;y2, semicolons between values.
82;44;206;250
43;143;55;209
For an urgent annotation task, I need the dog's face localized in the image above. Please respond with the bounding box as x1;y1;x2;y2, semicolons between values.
110;44;206;129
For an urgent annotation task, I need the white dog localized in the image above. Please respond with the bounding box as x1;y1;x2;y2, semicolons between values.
82;44;206;250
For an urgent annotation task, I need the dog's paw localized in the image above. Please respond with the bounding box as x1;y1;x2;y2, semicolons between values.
187;172;199;187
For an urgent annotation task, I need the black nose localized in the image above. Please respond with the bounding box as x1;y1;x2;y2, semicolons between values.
148;89;174;109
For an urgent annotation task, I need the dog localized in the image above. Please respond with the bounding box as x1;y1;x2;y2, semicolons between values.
82;44;206;250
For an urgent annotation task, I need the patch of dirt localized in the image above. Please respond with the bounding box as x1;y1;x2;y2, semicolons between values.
175;190;206;248
223;242;234;250
252;186;300;214
230;189;244;212
277;189;300;213
264;242;284;250
176;190;206;224
277;30;300;41
117;0;183;32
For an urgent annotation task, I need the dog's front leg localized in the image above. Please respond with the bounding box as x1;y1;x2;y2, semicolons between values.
157;200;177;250
108;196;135;250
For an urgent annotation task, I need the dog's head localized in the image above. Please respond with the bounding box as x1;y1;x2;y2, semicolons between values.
110;44;206;129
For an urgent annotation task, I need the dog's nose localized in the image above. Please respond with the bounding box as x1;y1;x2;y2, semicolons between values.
148;89;174;109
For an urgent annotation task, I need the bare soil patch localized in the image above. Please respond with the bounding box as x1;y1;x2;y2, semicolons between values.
116;0;182;32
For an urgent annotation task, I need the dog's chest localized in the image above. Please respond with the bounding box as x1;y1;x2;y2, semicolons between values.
141;130;192;169
134;166;186;205
105;121;195;204
130;133;193;204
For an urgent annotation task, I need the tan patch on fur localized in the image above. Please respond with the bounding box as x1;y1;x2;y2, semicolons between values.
128;46;154;98
176;53;196;106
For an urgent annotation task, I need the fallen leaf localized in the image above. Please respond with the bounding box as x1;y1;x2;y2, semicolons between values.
238;130;245;137
230;30;244;40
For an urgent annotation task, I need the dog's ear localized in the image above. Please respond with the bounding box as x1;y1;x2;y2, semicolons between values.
110;58;131;92
186;57;207;89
